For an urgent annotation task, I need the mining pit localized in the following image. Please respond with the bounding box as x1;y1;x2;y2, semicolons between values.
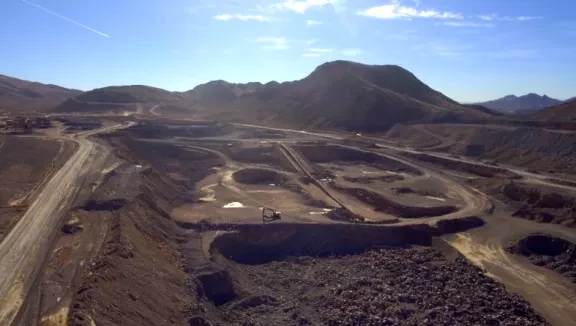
26;122;576;326
508;233;576;283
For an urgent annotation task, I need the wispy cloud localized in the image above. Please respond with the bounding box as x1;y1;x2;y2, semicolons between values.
21;0;109;37
274;0;344;14
478;14;542;21
416;42;538;59
307;48;334;53
340;48;363;56
306;20;323;26
214;14;271;21
440;21;495;28
254;37;290;50
357;2;462;20
302;53;322;57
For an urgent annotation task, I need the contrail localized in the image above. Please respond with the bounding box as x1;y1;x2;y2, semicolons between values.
21;0;109;38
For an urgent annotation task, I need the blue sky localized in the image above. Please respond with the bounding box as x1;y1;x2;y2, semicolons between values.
0;0;575;102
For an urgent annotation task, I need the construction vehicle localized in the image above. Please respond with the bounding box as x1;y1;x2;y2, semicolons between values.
262;207;282;223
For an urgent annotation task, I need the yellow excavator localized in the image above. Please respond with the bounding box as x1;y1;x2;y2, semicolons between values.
262;207;282;223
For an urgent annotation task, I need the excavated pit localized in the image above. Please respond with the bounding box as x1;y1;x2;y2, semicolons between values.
508;233;576;282
210;218;484;265
232;168;289;185
294;144;422;175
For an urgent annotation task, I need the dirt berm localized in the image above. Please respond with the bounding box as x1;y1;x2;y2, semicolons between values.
209;217;484;265
330;182;458;218
405;152;513;177
295;144;422;175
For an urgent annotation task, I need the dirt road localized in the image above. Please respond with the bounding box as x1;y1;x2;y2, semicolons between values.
0;122;135;325
234;123;576;192
149;104;162;116
445;215;576;325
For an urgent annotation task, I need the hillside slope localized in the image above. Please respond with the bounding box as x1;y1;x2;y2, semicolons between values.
475;94;561;114
52;85;188;113
220;61;490;131
0;74;81;113
533;99;576;121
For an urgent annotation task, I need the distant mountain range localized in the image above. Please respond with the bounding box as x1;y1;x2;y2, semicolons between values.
474;93;574;115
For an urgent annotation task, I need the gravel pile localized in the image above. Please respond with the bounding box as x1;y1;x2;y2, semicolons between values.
220;247;546;325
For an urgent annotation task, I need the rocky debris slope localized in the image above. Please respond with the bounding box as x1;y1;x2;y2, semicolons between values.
500;182;576;226
508;233;576;283
217;247;546;325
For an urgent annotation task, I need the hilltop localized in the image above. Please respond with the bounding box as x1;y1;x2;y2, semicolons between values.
0;74;81;113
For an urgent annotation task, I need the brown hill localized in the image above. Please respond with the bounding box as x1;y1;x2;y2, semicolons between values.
52;85;189;113
533;99;576;121
73;85;179;104
183;80;263;110
0;74;81;113
214;60;491;131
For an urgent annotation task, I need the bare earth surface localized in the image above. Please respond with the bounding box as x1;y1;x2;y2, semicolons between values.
0;123;133;324
4;119;576;326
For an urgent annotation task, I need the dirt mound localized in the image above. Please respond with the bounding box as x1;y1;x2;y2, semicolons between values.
502;183;574;209
232;168;288;185
508;234;576;283
331;183;458;218
295;144;421;175
104;134;224;193
393;187;445;198
343;175;405;184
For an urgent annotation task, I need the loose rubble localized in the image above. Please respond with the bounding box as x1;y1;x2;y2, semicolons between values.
218;247;546;325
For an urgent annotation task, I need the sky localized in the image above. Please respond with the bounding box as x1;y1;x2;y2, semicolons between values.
1;0;575;102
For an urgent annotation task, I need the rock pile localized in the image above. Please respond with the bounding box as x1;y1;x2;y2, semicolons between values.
222;247;546;325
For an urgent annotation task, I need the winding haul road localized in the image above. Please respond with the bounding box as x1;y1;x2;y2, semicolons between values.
0;122;134;324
